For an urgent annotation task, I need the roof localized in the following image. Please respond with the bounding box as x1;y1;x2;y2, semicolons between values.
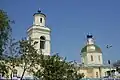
33;10;46;17
81;44;102;53
33;13;46;17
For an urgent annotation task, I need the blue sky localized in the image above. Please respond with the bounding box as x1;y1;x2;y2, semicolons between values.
1;0;120;64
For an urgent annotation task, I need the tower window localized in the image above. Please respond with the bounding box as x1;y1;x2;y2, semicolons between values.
40;18;42;23
98;55;100;61
40;36;45;49
91;55;93;61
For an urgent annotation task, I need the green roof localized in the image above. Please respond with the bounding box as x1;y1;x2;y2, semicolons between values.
81;44;102;53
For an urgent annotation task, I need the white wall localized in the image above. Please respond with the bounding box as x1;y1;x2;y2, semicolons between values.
87;53;103;65
33;14;45;26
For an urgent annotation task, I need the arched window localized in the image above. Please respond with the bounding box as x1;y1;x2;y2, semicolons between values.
40;36;45;49
91;55;93;61
40;18;42;23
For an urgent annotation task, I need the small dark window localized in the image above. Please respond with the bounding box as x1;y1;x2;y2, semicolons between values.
40;36;45;49
91;55;93;61
98;55;100;61
40;18;42;23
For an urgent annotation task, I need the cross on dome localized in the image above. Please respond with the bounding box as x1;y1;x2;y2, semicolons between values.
87;34;93;39
38;9;41;13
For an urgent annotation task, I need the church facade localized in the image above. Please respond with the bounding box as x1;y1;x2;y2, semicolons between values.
78;34;114;78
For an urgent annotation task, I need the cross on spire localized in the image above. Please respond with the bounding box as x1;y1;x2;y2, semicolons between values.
38;8;41;13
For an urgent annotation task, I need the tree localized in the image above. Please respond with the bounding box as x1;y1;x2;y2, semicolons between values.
0;9;12;78
0;37;39;79
33;54;84;80
4;38;20;80
19;39;39;80
0;60;9;78
0;9;12;55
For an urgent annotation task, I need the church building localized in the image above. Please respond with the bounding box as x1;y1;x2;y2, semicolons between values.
78;34;115;78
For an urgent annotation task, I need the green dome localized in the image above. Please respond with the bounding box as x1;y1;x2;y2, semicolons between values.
81;44;102;53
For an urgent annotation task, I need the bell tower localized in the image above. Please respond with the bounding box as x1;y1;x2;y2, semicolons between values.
27;10;51;55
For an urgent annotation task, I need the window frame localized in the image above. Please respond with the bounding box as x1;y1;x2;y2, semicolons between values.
40;18;42;23
40;36;45;49
98;55;100;62
91;55;93;61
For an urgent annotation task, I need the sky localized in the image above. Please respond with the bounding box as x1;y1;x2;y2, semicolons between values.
0;0;120;64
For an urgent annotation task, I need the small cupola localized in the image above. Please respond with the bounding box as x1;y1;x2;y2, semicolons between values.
87;34;94;45
81;34;102;53
33;9;46;27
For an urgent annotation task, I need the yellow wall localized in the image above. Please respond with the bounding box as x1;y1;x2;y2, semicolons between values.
78;67;113;78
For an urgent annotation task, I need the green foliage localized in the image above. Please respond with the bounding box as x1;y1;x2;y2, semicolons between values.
34;54;84;80
0;61;9;77
0;9;13;78
0;9;11;55
0;37;84;79
19;39;39;80
0;37;39;79
4;38;20;79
